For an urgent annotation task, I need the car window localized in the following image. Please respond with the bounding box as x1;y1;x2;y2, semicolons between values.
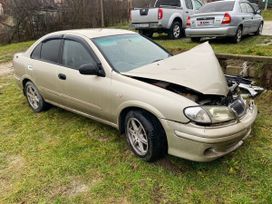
31;43;42;60
240;3;247;13
155;0;181;7
193;0;202;10
41;39;61;64
245;3;254;13
198;1;235;13
185;0;193;9
62;40;95;70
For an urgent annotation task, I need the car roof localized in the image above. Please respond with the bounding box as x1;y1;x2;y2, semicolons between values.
47;28;136;39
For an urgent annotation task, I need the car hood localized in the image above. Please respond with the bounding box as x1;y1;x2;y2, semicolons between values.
123;42;229;96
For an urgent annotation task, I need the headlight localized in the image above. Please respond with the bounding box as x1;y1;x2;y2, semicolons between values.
184;106;236;125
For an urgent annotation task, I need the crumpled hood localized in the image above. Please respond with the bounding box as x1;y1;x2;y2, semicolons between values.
124;42;229;96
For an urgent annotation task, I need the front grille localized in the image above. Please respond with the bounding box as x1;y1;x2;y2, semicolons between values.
229;97;246;117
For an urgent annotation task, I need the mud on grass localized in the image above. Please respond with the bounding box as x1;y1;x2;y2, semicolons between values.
0;76;272;203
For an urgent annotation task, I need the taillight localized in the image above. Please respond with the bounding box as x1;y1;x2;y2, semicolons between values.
222;13;231;24
186;16;191;27
158;8;163;20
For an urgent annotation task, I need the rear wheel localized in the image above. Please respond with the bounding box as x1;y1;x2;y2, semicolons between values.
124;110;167;162
168;21;183;39
255;22;263;35
191;37;201;42
24;81;50;112
139;30;153;38
231;26;243;43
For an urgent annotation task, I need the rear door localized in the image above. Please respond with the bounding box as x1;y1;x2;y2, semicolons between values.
239;3;253;34
245;3;259;32
30;37;64;104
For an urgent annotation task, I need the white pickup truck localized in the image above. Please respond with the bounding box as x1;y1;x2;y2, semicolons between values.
131;0;204;39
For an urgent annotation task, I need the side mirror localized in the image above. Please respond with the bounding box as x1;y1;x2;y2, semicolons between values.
79;63;105;77
256;9;261;15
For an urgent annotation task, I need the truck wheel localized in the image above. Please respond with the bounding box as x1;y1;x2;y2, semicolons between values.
139;30;153;38
191;37;201;42
124;110;167;162
169;21;183;39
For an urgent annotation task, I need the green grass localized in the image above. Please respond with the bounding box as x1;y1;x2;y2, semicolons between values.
1;74;272;203
0;41;35;63
155;35;272;56
263;9;272;21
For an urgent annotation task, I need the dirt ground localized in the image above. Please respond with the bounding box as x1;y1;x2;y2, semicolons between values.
0;62;13;77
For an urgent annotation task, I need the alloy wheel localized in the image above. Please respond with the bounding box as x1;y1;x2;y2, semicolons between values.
26;84;40;110
126;118;149;156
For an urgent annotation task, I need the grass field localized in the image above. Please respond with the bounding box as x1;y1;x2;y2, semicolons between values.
263;9;272;21
1;74;272;203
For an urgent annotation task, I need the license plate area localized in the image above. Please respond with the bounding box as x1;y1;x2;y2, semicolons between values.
134;24;149;28
197;17;214;26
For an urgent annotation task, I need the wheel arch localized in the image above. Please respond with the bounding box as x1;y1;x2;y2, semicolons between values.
168;14;183;29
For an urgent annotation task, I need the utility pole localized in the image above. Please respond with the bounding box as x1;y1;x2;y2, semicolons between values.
264;0;268;10
100;0;105;27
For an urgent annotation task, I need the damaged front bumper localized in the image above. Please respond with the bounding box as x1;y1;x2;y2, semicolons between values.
160;102;257;162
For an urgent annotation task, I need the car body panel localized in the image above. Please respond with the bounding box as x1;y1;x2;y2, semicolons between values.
13;29;258;162
124;42;229;96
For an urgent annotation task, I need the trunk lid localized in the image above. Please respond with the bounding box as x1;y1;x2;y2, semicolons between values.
190;12;227;28
131;8;159;24
124;42;229;96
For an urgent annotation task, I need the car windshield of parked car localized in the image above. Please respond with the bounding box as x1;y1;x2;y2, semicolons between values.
93;34;170;73
198;1;235;13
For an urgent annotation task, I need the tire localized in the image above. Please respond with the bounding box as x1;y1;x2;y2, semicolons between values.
168;21;183;39
124;110;167;162
24;81;50;113
255;22;263;35
139;30;153;38
231;26;243;43
191;37;201;43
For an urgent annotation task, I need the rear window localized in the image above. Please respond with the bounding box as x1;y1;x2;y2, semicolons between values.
198;1;235;13
155;0;181;7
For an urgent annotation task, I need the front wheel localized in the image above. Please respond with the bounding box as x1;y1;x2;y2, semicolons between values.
124;110;167;162
255;22;263;35
168;21;183;39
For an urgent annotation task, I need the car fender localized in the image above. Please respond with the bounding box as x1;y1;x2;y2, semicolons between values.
167;13;183;29
116;100;166;127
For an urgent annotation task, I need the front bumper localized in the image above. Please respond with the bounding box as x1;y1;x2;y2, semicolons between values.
185;26;237;38
160;102;258;162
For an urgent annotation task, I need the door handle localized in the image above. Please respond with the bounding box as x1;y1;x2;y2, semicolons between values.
27;65;33;71
185;11;189;14
58;73;66;80
242;17;245;20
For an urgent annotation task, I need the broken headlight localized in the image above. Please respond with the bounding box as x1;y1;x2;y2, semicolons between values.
184;106;236;125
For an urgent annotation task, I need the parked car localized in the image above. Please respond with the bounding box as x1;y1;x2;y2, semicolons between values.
13;29;257;162
131;0;204;39
185;0;264;43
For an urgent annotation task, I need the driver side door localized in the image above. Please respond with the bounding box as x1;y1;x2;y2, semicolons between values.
55;36;112;121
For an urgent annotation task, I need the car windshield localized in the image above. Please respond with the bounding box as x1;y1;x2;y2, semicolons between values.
93;34;170;73
198;1;235;13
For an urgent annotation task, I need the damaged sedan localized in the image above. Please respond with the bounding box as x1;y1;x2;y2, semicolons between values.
13;29;257;162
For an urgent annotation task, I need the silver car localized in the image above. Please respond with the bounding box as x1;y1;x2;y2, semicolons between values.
185;0;264;43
